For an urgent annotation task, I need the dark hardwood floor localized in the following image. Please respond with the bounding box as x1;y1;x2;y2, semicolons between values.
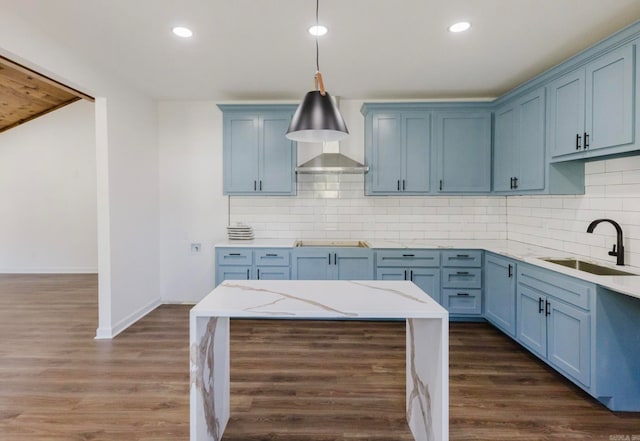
1;274;639;440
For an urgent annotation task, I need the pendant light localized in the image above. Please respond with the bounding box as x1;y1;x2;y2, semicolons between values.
286;0;349;143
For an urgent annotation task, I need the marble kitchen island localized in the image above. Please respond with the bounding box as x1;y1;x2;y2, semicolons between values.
190;280;449;441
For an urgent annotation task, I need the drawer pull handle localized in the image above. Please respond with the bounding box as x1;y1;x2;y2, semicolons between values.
265;253;278;257
402;254;415;257
456;292;470;297
229;253;241;256
456;271;470;275
455;254;470;258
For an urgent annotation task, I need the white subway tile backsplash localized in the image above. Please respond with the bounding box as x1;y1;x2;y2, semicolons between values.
605;157;640;172
229;176;507;241
508;156;640;270
229;156;639;268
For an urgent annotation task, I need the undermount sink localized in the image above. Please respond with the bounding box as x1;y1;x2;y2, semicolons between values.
294;240;370;248
542;258;637;276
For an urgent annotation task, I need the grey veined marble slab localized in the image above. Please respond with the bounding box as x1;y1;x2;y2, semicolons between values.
190;280;449;441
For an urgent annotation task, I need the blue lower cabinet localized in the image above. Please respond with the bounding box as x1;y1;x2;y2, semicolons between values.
215;265;252;285
441;268;482;289
291;249;332;280
334;250;375;280
292;248;373;280
516;264;592;389
255;267;289;280
484;254;517;336
216;247;290;285
547;299;591;387
376;267;440;302
410;268;441;303
442;289;482;315
517;284;548;358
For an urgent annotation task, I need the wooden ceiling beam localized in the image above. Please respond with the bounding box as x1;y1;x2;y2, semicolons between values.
0;56;93;102
0;55;93;132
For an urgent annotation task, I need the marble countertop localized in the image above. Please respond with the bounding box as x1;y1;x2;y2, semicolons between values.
215;238;640;300
191;280;448;319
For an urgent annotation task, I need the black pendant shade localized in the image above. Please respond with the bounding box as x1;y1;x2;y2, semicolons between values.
286;90;349;143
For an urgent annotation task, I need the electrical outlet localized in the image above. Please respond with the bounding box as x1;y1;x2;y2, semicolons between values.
190;243;202;254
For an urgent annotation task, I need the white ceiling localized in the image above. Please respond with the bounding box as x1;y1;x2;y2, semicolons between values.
3;0;640;101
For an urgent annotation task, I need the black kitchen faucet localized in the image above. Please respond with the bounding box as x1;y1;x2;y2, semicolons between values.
586;219;625;266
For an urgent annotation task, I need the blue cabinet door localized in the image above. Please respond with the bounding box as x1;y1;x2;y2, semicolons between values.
334;249;374;280
484;254;517;337
215;265;252;286
366;111;431;194
255;267;290;280
220;105;297;195
223;113;260;193
403;113;431;192
516;89;545;191
293;248;373;280
547;299;591;387
376;268;406;281
585;44;635;152
409;268;441;303
370;113;403;193
291;249;332;280
548;69;585;158
376;267;440;302
260;113;296;194
517;285;547;358
435;111;491;192
493;104;516;192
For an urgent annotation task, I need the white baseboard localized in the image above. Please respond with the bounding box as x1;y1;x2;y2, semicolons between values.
94;297;161;339
0;267;98;274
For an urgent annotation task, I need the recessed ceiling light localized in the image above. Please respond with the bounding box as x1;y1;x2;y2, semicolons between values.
448;21;471;33
172;26;193;38
308;25;328;36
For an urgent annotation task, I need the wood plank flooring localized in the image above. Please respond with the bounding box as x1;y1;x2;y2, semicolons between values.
1;274;639;440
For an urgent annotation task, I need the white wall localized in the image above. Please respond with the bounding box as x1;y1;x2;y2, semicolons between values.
507;156;640;269
0;100;97;273
0;11;160;338
158;102;228;303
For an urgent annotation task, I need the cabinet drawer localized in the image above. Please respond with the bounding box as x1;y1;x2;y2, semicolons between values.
443;289;482;315
517;264;594;310
216;248;253;266
441;250;482;267
441;268;482;289
255;249;290;266
375;250;439;267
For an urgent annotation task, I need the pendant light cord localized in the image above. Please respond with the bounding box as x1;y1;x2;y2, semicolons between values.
315;0;320;72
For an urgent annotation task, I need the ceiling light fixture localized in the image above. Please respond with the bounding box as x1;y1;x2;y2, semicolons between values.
308;25;328;36
172;26;193;38
286;0;348;143
448;21;471;33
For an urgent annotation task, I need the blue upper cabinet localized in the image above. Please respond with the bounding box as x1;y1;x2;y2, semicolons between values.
548;44;636;161
493;88;546;193
364;108;431;195
585;45;635;152
219;105;297;195
434;111;492;193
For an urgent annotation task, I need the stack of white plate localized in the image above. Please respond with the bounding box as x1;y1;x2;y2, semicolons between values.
227;223;254;240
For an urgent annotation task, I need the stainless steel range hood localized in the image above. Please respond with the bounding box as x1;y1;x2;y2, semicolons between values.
295;141;369;174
